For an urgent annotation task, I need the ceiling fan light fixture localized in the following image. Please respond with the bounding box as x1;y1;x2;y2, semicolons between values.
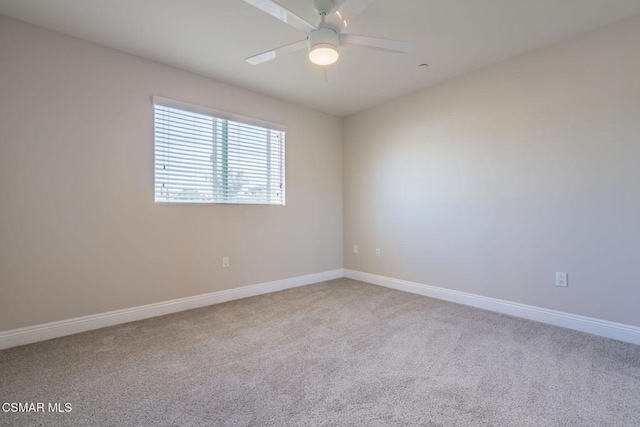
309;43;339;65
308;27;339;66
243;0;411;68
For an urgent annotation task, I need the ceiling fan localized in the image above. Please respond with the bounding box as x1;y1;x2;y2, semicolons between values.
243;0;412;66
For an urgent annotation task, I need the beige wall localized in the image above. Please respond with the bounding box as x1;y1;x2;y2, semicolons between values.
0;16;343;331
343;15;640;327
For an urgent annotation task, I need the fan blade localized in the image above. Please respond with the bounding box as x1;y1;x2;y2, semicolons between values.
339;34;412;53
327;0;374;33
246;40;307;65
243;0;316;33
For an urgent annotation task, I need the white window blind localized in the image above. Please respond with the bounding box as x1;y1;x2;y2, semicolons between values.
153;97;285;205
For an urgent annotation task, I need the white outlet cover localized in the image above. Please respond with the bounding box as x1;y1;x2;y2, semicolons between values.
353;245;358;254
556;272;568;287
375;248;381;258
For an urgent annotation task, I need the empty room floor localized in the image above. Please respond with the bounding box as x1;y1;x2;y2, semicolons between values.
1;278;639;426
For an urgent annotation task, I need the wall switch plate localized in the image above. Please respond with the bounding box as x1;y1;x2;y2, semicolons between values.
353;245;358;254
375;248;381;258
556;272;567;287
222;257;230;268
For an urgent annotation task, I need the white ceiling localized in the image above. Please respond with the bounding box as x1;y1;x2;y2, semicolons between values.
1;0;640;116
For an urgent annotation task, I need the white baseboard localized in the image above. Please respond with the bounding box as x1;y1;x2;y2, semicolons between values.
4;268;638;350
345;269;640;346
0;269;344;350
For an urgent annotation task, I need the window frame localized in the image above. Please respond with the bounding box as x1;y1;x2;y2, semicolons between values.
152;96;287;206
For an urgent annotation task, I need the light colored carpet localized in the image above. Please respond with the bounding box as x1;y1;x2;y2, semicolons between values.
1;278;639;426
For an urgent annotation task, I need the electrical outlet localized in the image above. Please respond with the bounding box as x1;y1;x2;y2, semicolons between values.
375;248;381;258
222;257;230;268
353;245;359;254
556;272;567;287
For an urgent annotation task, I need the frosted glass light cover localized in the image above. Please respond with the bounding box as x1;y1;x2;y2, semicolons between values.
309;44;339;65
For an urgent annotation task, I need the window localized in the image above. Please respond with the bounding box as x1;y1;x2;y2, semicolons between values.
153;96;286;205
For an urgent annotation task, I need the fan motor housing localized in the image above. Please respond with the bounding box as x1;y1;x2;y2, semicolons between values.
308;27;339;51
